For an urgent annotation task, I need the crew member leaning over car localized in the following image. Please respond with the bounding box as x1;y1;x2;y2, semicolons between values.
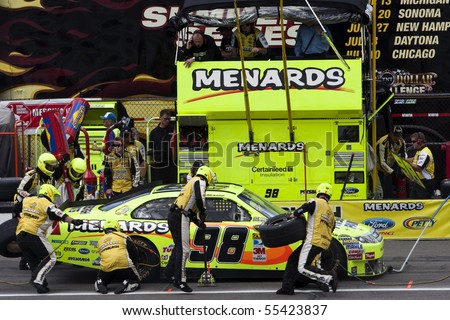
277;183;337;295
103;137;140;198
13;152;60;271
165;166;216;293
15;184;83;294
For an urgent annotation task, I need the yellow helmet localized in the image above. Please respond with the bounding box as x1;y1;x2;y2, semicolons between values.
196;166;215;185
103;220;120;232
38;184;61;202
37;153;58;177
68;158;87;181
316;182;332;199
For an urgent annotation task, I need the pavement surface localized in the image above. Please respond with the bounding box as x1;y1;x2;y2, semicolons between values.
0;236;449;300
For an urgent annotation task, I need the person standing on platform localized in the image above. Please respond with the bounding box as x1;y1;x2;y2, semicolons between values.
178;30;222;68
231;23;269;58
294;21;332;58
149;109;177;184
407;132;435;199
376;126;407;199
121;126;147;184
92;112;120;155
104;137;140;197
217;26;234;59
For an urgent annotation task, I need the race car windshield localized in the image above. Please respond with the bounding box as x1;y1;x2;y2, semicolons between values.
238;190;286;218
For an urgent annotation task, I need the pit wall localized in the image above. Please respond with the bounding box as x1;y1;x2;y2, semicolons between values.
278;198;450;239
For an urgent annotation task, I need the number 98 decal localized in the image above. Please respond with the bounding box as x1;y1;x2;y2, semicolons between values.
265;189;279;198
190;226;249;263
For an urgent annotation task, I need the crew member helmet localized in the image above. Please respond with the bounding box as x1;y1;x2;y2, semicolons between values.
191;160;204;175
120;126;134;141
37;153;59;177
69;158;87;181
196;166;215;186
38;184;61;202
316;183;332;200
103;220;120;233
393;126;403;137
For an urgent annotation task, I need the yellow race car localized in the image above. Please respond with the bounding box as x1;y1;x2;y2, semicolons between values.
0;183;386;280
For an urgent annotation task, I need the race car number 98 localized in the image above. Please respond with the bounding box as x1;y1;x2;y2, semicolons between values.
190;226;248;263
264;304;327;316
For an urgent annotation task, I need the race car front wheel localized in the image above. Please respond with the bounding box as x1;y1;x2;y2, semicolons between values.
328;239;347;278
131;237;160;281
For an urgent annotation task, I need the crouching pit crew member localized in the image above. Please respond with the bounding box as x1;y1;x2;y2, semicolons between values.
95;220;141;294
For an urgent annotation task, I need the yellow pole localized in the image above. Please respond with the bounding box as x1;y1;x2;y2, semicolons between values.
371;0;379;198
233;0;253;142
279;0;295;142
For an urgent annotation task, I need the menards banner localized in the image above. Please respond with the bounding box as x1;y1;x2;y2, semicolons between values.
281;199;450;239
177;59;362;118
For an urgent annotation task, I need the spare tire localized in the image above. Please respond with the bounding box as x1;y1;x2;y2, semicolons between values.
0;177;22;202
441;179;450;198
0;218;22;258
258;213;306;248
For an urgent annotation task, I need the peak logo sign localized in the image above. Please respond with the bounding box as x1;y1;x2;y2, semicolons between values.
403;217;435;230
192;67;345;92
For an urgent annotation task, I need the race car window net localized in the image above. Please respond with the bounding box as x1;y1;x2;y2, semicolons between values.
205;198;251;222
133;197;175;220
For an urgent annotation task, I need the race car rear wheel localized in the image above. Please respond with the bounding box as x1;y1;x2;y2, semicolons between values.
258;213;306;248
0;218;22;258
131;237;160;281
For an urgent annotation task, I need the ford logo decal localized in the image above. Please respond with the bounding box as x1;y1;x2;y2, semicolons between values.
344;187;359;194
78;248;90;254
362;218;395;230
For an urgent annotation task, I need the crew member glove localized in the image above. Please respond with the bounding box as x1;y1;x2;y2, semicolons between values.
71;219;84;226
188;211;196;221
293;208;304;218
191;217;206;229
199;210;206;223
198;221;206;229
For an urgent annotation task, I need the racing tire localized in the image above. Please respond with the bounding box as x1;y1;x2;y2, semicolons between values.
0;218;22;258
258;213;306;248
327;239;347;278
131;237;160;281
0;177;21;202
